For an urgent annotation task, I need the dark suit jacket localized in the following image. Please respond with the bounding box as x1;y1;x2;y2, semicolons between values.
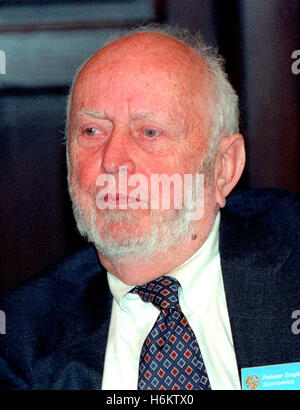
0;189;299;390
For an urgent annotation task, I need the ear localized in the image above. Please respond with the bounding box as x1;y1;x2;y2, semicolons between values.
214;134;246;208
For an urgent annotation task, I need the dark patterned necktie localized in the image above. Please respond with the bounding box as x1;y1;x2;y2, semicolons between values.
131;276;211;390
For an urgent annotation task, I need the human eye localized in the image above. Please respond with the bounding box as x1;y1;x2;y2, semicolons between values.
77;124;110;149
84;127;101;136
143;128;160;138
132;122;173;153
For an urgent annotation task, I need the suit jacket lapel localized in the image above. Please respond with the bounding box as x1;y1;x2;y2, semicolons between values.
219;205;293;381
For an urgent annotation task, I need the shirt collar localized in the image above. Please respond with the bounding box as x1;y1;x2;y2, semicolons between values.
107;271;134;310
107;212;220;311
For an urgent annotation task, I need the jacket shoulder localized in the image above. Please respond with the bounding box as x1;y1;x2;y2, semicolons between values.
0;244;102;317
225;188;300;241
0;245;108;389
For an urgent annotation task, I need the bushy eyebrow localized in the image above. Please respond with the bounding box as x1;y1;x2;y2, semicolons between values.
130;112;157;121
80;108;158;121
80;108;107;119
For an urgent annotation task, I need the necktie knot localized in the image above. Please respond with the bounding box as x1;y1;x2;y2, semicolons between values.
131;276;180;312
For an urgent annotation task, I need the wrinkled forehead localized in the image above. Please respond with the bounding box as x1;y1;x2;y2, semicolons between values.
70;33;211;122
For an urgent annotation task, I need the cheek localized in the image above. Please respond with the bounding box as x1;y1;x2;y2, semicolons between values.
70;149;101;193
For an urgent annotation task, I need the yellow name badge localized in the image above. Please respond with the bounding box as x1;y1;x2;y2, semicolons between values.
242;362;300;390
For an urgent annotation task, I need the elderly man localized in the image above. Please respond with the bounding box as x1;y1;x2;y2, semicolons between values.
0;26;299;391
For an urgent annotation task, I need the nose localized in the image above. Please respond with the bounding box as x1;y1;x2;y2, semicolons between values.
101;128;136;175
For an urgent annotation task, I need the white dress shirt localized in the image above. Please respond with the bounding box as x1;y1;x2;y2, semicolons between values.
101;213;241;390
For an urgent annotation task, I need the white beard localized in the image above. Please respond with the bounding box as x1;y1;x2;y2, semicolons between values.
69;182;195;262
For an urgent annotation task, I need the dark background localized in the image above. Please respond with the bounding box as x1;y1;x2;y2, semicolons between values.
0;0;299;295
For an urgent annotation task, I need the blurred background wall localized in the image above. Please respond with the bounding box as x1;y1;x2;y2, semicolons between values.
0;0;299;294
